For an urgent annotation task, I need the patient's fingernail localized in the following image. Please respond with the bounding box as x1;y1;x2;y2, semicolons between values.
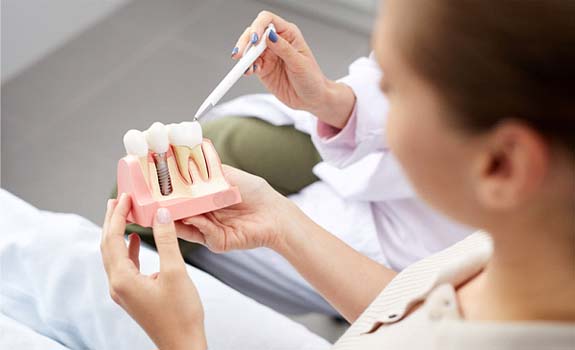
268;30;278;43
156;208;172;225
250;32;258;44
231;46;239;57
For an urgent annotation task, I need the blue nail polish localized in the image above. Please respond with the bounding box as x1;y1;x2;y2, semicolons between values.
253;64;257;72
250;32;259;44
269;30;278;43
231;47;239;56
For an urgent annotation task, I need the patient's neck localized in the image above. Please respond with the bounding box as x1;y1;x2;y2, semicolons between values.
458;206;575;322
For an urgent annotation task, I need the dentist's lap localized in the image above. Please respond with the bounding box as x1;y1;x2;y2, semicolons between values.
0;189;329;350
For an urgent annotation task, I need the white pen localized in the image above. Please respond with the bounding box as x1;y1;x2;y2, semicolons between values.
193;24;276;121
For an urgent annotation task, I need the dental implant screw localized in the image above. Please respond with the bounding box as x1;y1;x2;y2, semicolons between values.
153;153;173;196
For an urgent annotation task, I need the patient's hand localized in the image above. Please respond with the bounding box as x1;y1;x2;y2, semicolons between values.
176;165;295;252
101;194;207;350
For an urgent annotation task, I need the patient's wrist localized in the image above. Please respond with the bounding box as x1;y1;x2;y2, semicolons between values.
171;326;207;350
270;199;314;256
268;196;297;252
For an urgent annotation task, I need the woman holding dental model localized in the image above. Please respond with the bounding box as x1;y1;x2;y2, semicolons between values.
102;1;575;349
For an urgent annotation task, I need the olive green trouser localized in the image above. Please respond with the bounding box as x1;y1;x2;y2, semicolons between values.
113;117;322;250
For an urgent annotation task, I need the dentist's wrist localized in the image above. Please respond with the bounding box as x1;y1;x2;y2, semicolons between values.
311;80;356;130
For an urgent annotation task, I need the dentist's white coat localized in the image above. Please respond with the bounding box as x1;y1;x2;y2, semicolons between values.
192;54;473;315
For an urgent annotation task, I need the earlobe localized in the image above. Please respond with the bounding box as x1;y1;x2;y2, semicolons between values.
475;121;549;211
475;149;514;210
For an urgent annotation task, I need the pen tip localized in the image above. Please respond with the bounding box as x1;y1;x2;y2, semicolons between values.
194;102;215;121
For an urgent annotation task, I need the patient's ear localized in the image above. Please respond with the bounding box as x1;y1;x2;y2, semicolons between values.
473;120;549;210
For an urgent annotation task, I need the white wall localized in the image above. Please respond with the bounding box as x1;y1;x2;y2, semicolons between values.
1;0;130;82
259;0;378;35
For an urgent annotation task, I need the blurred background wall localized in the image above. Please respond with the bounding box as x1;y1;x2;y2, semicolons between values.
2;0;131;82
2;0;377;82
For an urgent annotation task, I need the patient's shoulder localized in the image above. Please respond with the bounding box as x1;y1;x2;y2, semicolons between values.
338;232;492;341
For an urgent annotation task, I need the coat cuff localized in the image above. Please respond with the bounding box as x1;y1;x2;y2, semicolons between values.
315;103;358;148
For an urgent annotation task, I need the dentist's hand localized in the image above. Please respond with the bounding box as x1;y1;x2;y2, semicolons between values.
176;165;297;253
233;11;356;129
101;194;207;350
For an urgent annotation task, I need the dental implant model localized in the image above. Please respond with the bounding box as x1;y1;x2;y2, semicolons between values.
146;122;173;196
122;129;149;185
117;121;241;227
168;121;207;183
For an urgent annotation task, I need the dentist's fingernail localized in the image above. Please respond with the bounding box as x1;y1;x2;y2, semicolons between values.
250;32;258;44
231;47;239;56
156;208;172;225
268;30;278;43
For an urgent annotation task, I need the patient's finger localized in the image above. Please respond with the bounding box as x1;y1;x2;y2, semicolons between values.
101;199;118;264
100;199;114;248
102;199;116;240
105;193;131;264
181;214;226;252
109;193;131;236
221;164;251;187
128;233;141;271
175;221;206;245
152;208;186;273
104;199;114;224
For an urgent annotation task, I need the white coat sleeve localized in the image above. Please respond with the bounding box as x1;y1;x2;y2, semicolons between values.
309;54;416;200
311;53;389;168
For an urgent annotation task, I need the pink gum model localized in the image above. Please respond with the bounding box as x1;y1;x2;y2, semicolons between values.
117;139;241;227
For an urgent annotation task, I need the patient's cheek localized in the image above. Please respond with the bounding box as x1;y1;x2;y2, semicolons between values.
386;113;399;153
386;110;410;164
386;109;437;196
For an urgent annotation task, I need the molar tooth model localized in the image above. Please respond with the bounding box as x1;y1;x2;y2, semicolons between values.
117;121;242;227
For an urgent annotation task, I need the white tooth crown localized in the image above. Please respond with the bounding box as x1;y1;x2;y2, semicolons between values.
146;122;170;154
128;121;228;198
123;129;149;157
183;121;203;146
169;121;202;148
168;123;187;146
168;121;206;183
